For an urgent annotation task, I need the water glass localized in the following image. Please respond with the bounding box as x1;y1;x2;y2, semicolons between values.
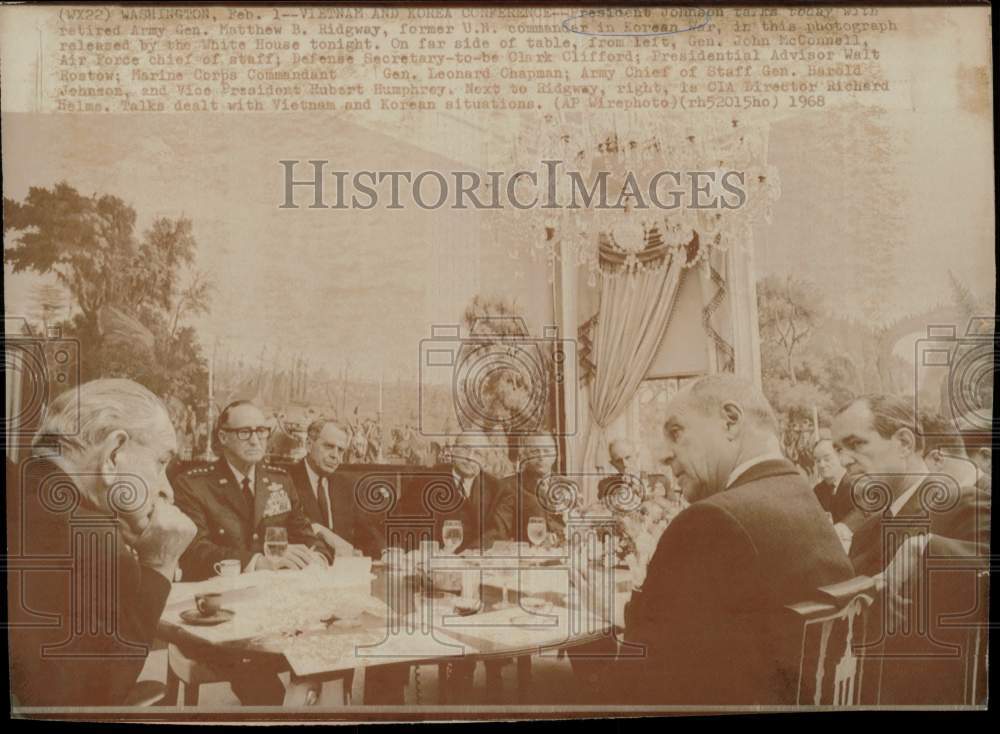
264;526;288;560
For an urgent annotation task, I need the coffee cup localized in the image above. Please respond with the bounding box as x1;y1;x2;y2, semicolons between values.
194;592;223;617
214;559;241;577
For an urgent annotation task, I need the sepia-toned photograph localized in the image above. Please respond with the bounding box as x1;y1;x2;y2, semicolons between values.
2;1;993;720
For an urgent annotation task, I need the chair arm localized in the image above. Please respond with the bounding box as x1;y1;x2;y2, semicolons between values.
816;575;876;605
124;680;167;707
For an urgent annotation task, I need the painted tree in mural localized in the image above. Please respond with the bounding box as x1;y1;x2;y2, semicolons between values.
4;182;213;411
757;274;893;428
776;102;909;394
757;275;820;387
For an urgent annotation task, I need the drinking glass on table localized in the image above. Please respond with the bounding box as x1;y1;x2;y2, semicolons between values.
442;520;463;554
489;541;515;608
264;527;288;560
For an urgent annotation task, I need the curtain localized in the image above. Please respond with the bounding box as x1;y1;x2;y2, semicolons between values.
580;248;685;504
699;246;736;374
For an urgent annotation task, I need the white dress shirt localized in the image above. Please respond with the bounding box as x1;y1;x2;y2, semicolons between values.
453;472;474;499
827;467;848;497
888;476;924;517
226;462;261;573
304;460;333;528
227;461;256;495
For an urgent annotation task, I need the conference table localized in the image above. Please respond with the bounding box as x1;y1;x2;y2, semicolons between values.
156;550;634;706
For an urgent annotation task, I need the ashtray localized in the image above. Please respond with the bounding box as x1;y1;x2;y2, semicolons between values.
452;597;483;616
519;597;553;615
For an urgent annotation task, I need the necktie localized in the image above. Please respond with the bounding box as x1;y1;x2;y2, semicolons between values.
317;476;331;529
242;477;254;508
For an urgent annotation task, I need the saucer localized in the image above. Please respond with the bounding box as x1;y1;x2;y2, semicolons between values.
180;608;235;626
452;597;483;616
519;597;553;615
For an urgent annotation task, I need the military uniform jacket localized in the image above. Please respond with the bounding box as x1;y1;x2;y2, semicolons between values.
173;458;329;581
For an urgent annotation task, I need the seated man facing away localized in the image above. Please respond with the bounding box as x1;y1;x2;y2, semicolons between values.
622;375;854;705
9;379;196;706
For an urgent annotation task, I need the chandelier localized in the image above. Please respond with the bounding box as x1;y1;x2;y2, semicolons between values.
488;110;781;284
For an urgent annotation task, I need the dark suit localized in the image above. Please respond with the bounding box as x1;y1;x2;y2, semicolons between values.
8;457;171;706
401;466;506;552
495;468;568;543
287;459;368;550
172;458;329;581
624;458;854;704
849;478;990;577
813;472;867;530
848;478;990;704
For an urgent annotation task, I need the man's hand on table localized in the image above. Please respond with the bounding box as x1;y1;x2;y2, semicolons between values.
132;501;198;581
311;523;358;557
252;543;329;571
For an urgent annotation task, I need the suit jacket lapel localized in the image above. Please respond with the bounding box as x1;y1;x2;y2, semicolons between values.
464;473;482;537
294;461;322;525
896;480;930;518
328;470;351;536
253;468;270;527
469;472;482;506
849;479;932;575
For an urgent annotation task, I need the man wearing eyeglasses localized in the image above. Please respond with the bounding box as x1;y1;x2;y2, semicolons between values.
173;400;332;582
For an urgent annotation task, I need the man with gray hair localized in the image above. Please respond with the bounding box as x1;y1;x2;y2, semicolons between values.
288;418;365;556
621;374;853;704
597;437;671;507
495;432;568;544
9;378;196;706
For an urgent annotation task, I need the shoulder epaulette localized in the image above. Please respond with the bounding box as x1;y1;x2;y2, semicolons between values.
182;465;212;477
263;463;289;475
